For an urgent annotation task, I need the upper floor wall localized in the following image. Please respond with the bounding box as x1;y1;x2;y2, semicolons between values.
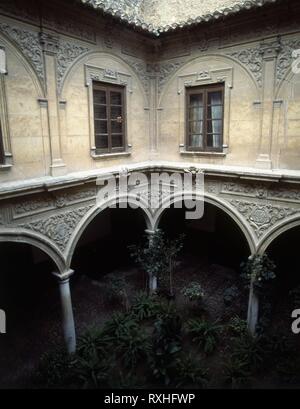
0;0;300;184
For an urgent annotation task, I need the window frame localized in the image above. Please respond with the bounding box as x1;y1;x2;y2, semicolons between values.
185;83;224;153
93;81;126;155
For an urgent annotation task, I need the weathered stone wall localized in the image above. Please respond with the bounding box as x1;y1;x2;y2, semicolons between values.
0;0;299;180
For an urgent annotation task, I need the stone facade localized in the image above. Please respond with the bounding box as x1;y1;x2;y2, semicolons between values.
0;0;300;275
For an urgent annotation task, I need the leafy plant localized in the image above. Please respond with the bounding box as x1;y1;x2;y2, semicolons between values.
181;282;205;304
149;311;182;385
175;355;208;388
77;327;110;359
223;357;251;389
186;319;222;355
230;334;265;372
72;352;109;389
228;316;248;337
241;254;276;295
34;347;75;388
116;327;152;369
130;292;160;321
129;230;184;296
104;274;130;311
101;312;138;339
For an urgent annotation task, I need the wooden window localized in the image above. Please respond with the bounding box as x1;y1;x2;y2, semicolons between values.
93;82;126;154
0;121;4;164
186;83;224;152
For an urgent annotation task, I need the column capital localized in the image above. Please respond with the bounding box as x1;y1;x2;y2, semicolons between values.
39;32;60;55
259;39;281;61
52;269;74;283
145;229;157;236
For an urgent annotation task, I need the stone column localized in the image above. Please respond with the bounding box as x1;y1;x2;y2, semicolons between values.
256;39;281;169
145;229;158;294
53;270;76;354
40;32;66;176
247;277;259;336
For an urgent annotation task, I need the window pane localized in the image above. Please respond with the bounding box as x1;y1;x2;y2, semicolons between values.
110;91;122;105
95;134;108;149
189;106;203;121
95;120;108;134
189;93;203;107
189;121;203;134
111;106;122;118
207;105;222;120
93;90;106;105
94;105;107;119
208;91;222;105
207;119;222;135
207;134;221;148
189;134;203;148
112;134;123;148
111;120;122;134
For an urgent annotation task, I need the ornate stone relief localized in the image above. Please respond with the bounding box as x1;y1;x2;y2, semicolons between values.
227;47;262;87
222;182;300;203
123;58;150;97
158;61;184;94
57;40;90;93
0;23;44;82
231;199;299;238
12;187;96;220
85;64;133;92
277;38;300;84
19;205;93;252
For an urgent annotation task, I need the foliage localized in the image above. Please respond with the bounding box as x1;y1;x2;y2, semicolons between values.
181;281;205;303
186;319;222;355
101;312;138;339
241;254;276;295
116;326;152;369
230;334;265;372
130;292;160;321
149;310;182;385
72;353;109;389
77;327;110;359
129;229;184;296
34;347;75;388
103;273;130;311
175;355;209;388
228;316;248;337
223;285;240;306
223;357;251;389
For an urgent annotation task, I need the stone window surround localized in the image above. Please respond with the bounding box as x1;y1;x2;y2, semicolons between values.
85;63;133;160
176;67;233;157
0;45;12;171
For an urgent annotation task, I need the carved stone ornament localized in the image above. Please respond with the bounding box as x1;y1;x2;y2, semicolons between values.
19;205;93;252
231;200;299;238
0;23;44;81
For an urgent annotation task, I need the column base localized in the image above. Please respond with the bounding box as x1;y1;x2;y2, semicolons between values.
50;159;67;177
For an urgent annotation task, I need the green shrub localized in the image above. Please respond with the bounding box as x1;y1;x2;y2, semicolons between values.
224;357;251;389
186;319;222;355
34;347;75;388
175;355;208;388
72;352;109;389
181;282;205;304
130;292;160;321
228;316;248;337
